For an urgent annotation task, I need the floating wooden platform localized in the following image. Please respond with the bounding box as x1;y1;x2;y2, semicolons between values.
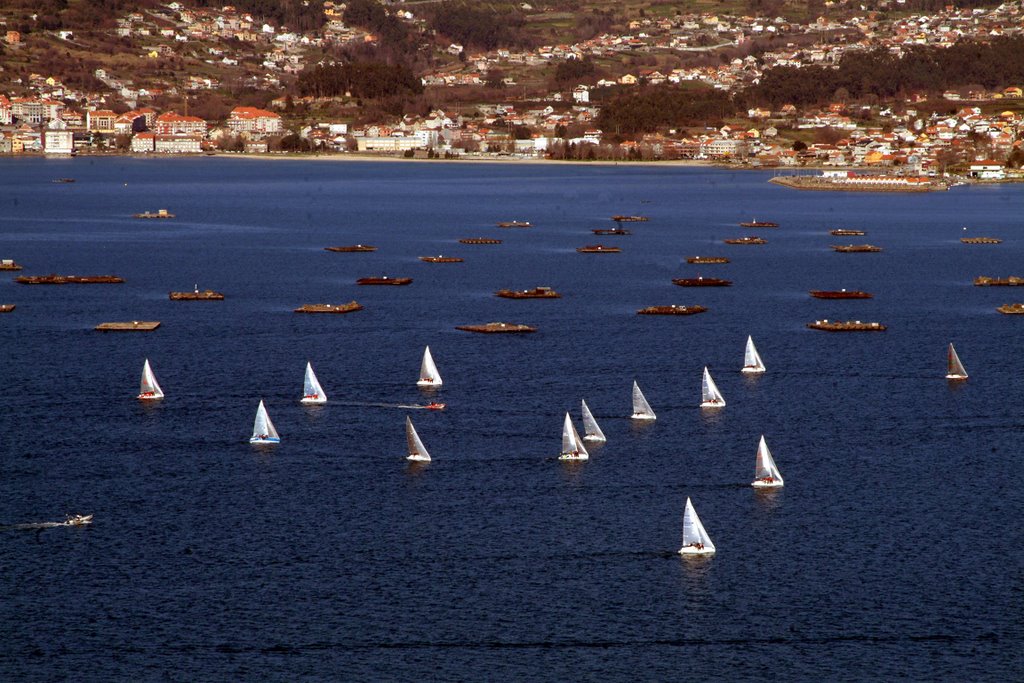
637;305;707;315
459;238;502;245
810;290;873;299
16;274;124;284
0;260;23;270
169;289;224;300
974;276;1024;286
577;245;621;253
611;215;648;222
832;244;882;253
686;256;729;264
133;210;174;219
495;287;560;299
325;245;377;252
497;221;531;228
95;321;161;331
356;276;412;285
456;322;536;334
997;303;1024;314
961;237;1002;244
829;229;866;236
740;220;778;228
419;256;464;263
294;302;364;314
593;228;632;235
724;236;766;245
673;277;732;287
807;320;885;331
0;304;15;313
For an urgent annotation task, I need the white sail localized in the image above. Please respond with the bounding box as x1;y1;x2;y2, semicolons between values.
752;435;784;488
678;497;716;555
250;400;280;443
581;399;606;442
946;343;968;380
559;412;589;460
301;362;327;404
417;346;443;387
742;336;765;374
406;416;431;461
700;367;726;407
631;381;656;420
137;358;164;400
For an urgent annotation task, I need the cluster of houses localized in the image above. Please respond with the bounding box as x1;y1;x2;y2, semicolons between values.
0;92;282;155
0;0;1022;176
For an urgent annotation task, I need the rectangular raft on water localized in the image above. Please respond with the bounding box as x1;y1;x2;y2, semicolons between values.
95;321;161;331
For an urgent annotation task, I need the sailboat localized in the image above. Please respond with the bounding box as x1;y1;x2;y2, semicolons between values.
417;346;443;387
301;362;327;404
742;336;766;374
405;416;431;462
751;435;784;489
700;367;726;408
678;497;716;556
558;412;589;461
137;358;164;400
631;380;656;420
250;400;280;444
946;343;968;380
581;399;606;442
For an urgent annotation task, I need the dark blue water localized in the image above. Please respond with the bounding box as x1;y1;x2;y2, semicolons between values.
1;158;1022;680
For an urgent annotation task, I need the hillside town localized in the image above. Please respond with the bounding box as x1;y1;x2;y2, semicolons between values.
1;0;1023;180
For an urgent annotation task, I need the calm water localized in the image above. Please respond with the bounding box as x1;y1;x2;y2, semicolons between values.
1;158;1022;680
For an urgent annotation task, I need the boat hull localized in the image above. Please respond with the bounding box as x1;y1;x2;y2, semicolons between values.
631;413;656;421
136;393;163;400
250;437;280;444
741;367;765;374
406;454;430;462
678;547;715;556
582;435;606;443
558;453;589;461
300;397;327;404
751;480;784;489
945;374;968;380
417;379;442;387
700;401;725;408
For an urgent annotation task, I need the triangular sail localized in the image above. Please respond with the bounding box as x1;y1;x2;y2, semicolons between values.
252;400;279;440
681;497;715;552
406;416;431;461
561;412;588;457
571;418;589;457
139;358;164;399
581;399;606;442
754;435;783;483
743;336;765;373
631;381;656;420
946;343;968;379
302;362;327;402
418;346;443;386
701;367;725;406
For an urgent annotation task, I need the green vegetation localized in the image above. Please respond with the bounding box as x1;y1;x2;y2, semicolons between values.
343;0;413;48
296;61;423;100
596;85;738;137
747;37;1024;107
427;2;529;50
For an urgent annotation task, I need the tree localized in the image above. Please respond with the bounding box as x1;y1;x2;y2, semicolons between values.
792;140;807;152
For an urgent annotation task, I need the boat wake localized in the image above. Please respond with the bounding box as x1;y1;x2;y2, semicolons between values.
0;521;65;531
338;401;441;410
1;517;92;531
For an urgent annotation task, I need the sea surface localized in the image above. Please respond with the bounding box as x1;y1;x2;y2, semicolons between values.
1;157;1022;681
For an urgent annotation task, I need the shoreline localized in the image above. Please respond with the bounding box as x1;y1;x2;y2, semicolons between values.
10;152;1022;184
